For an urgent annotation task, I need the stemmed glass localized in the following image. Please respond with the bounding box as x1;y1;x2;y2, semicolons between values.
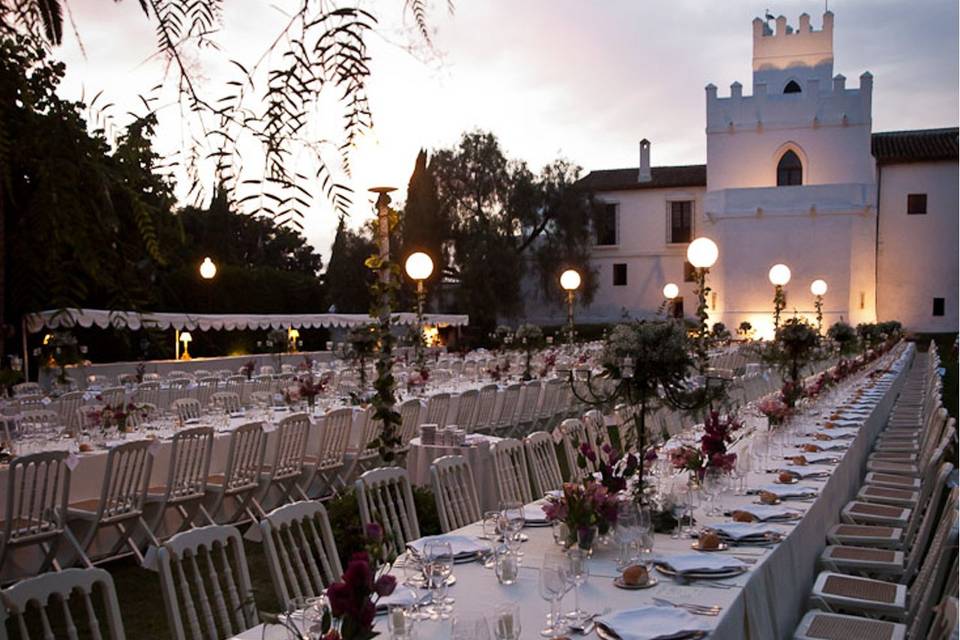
422;541;454;619
500;501;525;552
614;501;640;569
563;548;590;625
539;552;569;637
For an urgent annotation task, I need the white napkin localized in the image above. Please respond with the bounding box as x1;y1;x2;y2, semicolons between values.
656;553;747;574
795;438;848;451
816;427;859;439
730;504;802;522
779;464;833;478
756;484;818;499
596;607;713;640
524;504;550;523
707;522;787;541
375;588;431;611
406;535;485;557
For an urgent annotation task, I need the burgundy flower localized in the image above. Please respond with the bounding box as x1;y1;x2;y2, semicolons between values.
374;574;397;597
344;556;372;589
357;600;376;628
364;523;383;543
326;581;352;617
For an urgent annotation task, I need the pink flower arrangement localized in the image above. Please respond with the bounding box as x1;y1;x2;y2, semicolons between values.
669;445;704;475
669;411;741;479
542;481;619;536
757;395;792;427
323;523;395;640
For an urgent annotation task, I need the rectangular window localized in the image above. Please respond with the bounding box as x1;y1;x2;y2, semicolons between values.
613;263;627;286
907;194;927;215
683;261;696;283
596;203;618;246
933;297;945;316
669;201;693;243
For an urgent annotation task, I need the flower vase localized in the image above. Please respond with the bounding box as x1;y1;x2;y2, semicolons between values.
575;525;599;556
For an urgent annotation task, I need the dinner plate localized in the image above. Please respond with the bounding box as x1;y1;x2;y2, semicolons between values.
595;622;707;640
654;563;747;580
613;575;659;590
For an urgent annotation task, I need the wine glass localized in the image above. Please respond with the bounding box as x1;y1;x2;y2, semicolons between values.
500;500;525;551
538;552;568;637
614;502;640;569
492;602;521;640
563;548;590;624
423;541;454;619
302;595;330;640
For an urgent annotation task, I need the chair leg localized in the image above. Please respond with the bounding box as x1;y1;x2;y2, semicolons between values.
62;524;94;569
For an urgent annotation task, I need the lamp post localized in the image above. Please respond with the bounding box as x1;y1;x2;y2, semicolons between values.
662;282;679;319
686;237;719;372
404;251;434;366
199;257;216;313
810;279;828;334
768;263;791;332
559;269;582;344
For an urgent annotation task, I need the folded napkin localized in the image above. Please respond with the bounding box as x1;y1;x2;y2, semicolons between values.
524;504;550;523
595;607;713;640
655;553;747;574
795;438;848;452
407;535;485;558
729;504;802;522
814;427;859;439
756;484;819;499
789;452;841;464
707;522;787;541
779;464;833;478
375;588;431;611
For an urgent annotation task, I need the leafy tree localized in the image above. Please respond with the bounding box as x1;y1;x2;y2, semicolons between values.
325;217;376;313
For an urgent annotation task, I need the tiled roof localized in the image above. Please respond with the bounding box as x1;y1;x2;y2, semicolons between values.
575;164;706;192
871;127;958;165
578;128;957;192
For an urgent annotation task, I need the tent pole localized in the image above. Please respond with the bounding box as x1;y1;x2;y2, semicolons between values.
175;329;180;360
21;317;28;380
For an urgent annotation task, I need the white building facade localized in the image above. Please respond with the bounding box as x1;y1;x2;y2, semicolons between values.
557;10;957;336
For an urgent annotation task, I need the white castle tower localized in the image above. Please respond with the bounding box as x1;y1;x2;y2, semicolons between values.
703;11;877;337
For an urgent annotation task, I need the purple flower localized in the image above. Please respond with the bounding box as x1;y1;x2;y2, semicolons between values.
579;442;597;463
326;581;352;617
374;574;397;597
364;522;383;543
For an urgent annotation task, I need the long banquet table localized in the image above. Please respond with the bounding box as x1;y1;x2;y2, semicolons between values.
232;343;913;640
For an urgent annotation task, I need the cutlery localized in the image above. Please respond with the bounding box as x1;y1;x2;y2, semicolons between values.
652;597;722;616
568;608;610;634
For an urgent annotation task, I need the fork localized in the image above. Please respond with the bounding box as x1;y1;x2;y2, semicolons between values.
652;597;722;616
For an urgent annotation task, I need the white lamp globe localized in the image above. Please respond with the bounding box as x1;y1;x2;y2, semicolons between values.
180;331;193;344
560;269;582;291
199;257;217;280
404;252;434;281
768;263;792;287
810;279;828;296
662;283;680;300
686;237;719;269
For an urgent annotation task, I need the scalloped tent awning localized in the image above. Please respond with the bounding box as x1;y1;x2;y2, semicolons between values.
25;309;469;333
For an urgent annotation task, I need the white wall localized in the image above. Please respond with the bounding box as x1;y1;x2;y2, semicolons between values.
877;161;959;332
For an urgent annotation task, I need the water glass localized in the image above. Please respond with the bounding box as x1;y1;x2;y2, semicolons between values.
451;612;491;640
538;552;569;637
387;597;418;640
301;596;329;640
423;541;454;619
494;547;519;585
499;501;525;551
492;603;521;640
563;548;590;623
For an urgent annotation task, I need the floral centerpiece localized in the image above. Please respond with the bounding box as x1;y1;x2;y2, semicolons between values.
538;350;558;378
298;375;326;407
240;359;256;380
406;368;429;391
542;481;619;551
514;323;544;381
85;402;147;434
669;411;740;480
321;523;397;640
760;317;822;408
757;395;792;427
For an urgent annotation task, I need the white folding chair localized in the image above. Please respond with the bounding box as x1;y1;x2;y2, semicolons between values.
299;408;353;499
491;384;521;436
425;393;451;427
398;399;423;453
143;426;215;541
156;525;259;640
54;391;84;432
513;381;542;437
255;413;311;514
99;387;125;407
524;431;564;496
491;438;533;505
558;418;593;481
355;467;420;558
0;567;126;639
65;440;157;566
259;501;342;610
11;382;42;397
210;391;242;414
202;422;267;526
472;384;499;434
0;451;73;578
453;389;479;431
430;455;481;533
171;397;202;423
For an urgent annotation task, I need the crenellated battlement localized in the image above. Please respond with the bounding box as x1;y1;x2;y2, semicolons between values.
753;11;833;69
705;71;872;132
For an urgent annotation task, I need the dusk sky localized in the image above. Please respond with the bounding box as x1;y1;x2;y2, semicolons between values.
54;1;958;260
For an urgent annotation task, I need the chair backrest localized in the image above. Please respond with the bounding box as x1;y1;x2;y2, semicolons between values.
455;390;479;431
558;418;592;480
430;455;481;533
493;384;522;431
99;387;126;407
12;382;42;396
134;382;162;407
167;370;191;380
583;409;612;450
473;384;499;431
399;399;422;446
923;596;959;640
357;407;384;458
536;380;562;422
269;413;311;480
516;381;542;426
906;494;958;625
355;467;420;557
259;501;342;610
55;391;85;431
906;475;957;578
313;408;353;471
425;393;451;427
172;398;202;423
94;441;155;523
156;524;259;640
210;391;242;414
491;438;533;504
161;427;215;506
222;422;267;494
2;451;71;555
524;431;564;496
0;567;126;639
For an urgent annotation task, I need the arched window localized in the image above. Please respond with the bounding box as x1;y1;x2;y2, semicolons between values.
783;80;802;94
777;150;803;186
